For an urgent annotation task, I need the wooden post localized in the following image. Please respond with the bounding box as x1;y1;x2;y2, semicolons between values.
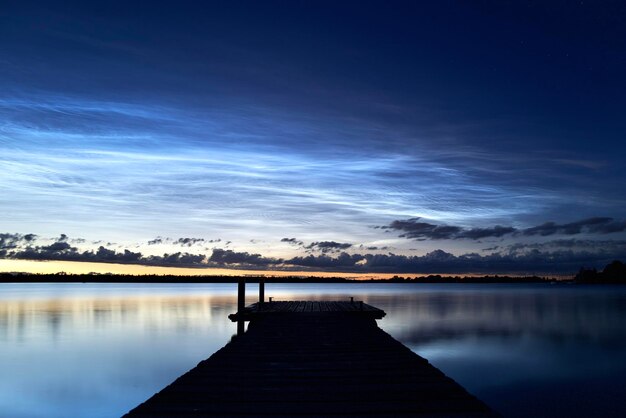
259;278;265;305
237;277;245;336
238;277;246;313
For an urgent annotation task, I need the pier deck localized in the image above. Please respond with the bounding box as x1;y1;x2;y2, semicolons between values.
125;301;496;417
228;300;386;320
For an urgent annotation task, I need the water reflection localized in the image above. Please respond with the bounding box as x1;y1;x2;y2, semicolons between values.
366;285;626;418
0;296;236;341
369;287;626;348
0;284;242;418
1;283;626;418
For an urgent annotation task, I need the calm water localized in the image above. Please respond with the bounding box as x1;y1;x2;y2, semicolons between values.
1;283;625;417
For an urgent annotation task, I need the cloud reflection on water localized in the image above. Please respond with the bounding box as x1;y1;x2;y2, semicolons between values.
1;283;626;418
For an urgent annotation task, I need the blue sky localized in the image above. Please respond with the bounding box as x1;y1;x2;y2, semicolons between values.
1;1;625;274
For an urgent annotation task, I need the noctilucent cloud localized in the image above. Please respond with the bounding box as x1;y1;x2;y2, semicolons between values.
1;1;625;274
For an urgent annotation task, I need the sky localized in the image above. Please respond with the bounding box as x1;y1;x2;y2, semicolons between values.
1;1;625;275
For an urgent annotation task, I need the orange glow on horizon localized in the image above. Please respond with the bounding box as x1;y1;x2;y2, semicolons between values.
0;259;401;280
0;259;562;279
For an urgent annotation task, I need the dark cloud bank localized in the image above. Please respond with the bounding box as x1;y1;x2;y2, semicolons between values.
380;217;626;240
148;237;221;246
2;232;625;274
281;237;303;246
305;241;352;253
281;238;352;253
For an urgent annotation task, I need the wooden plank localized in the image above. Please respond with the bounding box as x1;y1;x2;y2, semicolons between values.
229;300;387;321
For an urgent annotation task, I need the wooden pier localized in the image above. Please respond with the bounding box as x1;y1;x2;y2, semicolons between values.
229;299;386;320
125;281;496;417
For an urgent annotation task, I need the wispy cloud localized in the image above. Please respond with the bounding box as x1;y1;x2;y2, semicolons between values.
1;90;623;253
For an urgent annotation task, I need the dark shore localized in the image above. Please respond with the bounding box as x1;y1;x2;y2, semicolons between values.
2;260;624;283
0;271;559;284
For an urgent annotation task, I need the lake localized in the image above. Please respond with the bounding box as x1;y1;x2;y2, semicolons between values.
1;282;625;417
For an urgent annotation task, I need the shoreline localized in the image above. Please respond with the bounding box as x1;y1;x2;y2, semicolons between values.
0;272;565;284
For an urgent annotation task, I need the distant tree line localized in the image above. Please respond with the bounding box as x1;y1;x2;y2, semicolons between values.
3;266;624;283
0;273;348;284
381;275;551;283
575;260;626;284
0;272;555;284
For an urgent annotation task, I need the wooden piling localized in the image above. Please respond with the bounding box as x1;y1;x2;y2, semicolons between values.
237;277;245;312
237;278;245;336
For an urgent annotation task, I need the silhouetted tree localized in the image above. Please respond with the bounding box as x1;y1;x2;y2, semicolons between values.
603;260;626;282
575;260;626;283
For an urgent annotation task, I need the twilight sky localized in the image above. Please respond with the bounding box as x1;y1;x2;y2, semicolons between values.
1;1;625;275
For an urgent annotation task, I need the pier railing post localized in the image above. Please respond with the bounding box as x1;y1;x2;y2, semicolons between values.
259;278;265;305
237;277;245;335
238;277;245;313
